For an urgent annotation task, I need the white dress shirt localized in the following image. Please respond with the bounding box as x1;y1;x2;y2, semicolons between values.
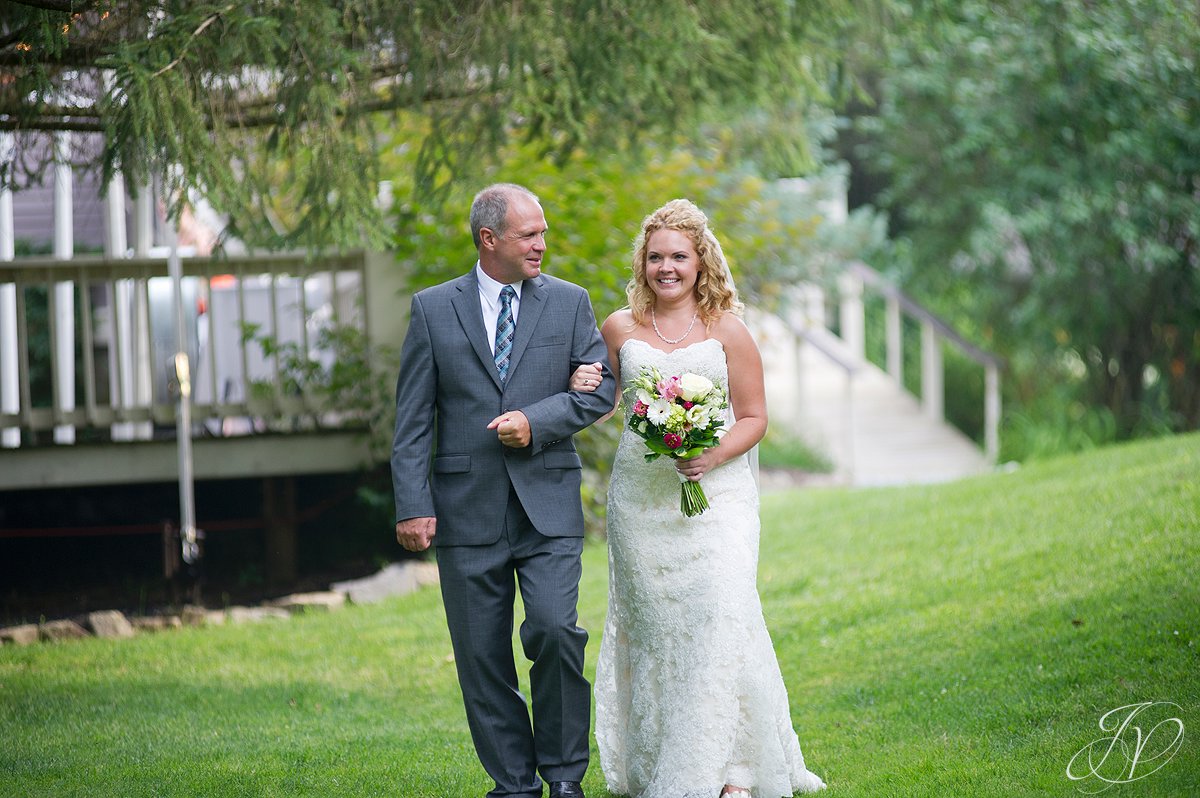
476;263;523;355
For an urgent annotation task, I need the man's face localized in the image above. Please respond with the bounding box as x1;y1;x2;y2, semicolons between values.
483;194;547;284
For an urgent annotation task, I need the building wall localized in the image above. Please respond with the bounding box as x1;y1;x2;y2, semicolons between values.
7;132;131;254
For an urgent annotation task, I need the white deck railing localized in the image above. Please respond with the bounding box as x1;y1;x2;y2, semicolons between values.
0;250;398;446
843;261;1002;461
784;261;1003;464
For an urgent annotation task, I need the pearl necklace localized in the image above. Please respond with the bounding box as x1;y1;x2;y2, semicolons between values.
651;307;698;345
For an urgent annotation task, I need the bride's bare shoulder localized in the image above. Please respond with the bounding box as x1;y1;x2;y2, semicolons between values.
602;308;637;345
711;313;761;361
711;312;754;344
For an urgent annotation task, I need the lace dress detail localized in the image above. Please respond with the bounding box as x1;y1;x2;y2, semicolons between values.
595;338;825;798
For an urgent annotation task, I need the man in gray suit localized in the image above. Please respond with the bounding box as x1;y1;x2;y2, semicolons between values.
391;183;614;798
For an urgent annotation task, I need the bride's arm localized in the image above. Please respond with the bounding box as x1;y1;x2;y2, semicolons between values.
676;314;766;481
570;310;630;423
594;312;628;423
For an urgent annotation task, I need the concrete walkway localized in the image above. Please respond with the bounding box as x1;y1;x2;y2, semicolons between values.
751;311;992;487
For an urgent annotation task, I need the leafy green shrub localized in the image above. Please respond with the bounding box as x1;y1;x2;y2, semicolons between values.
1001;394;1119;463
243;323;398;460
757;428;834;474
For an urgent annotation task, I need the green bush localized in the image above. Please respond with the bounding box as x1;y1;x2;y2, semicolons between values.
756;428;834;473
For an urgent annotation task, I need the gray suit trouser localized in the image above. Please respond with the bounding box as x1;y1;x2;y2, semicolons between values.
436;486;589;797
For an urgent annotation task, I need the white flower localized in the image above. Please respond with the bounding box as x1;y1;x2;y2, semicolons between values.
677;373;715;402
635;388;654;406
685;404;711;428
646;398;672;425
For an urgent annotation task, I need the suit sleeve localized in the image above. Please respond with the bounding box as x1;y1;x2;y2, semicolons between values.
391;293;437;522
522;289;617;452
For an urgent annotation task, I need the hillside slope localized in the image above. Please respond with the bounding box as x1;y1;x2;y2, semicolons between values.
753;432;1198;796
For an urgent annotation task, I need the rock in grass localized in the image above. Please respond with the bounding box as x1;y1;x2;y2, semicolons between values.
86;610;135;639
0;624;39;646
227;606;291;624
131;616;167;632
268;591;346;613
330;561;439;604
181;605;210;627
39;619;89;641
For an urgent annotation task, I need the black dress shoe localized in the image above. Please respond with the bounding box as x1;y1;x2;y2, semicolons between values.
548;782;584;798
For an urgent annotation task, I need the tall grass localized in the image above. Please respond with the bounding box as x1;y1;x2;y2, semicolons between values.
1;433;1196;796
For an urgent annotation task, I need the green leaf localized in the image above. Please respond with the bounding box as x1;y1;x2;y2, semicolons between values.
644;439;675;456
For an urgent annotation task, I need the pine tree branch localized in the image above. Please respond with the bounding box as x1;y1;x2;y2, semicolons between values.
151;4;234;78
0;83;487;133
0;26;32;50
0;44;109;68
0;2;128;67
0;0;848;250
0;118;104;132
0;103;99;120
6;0;104;12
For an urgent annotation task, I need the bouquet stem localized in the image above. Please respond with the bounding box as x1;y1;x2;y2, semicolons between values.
680;478;709;517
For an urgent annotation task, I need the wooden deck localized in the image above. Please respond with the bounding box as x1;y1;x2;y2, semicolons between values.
0;429;375;491
1;250;404;490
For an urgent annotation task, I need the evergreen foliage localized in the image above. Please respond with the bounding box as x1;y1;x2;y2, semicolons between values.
857;0;1200;442
1;0;852;249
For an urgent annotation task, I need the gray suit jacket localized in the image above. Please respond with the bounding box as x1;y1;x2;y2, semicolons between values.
391;269;615;545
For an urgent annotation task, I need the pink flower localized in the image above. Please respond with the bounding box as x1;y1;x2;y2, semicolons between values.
633;400;648;417
657;376;682;401
682;400;694;409
663;432;682;449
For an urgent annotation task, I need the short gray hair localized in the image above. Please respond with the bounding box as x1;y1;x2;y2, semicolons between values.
470;183;540;249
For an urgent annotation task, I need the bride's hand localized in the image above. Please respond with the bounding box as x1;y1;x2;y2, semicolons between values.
676;449;720;482
570;362;603;392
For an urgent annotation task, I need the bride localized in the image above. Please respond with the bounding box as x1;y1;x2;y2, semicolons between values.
571;199;825;798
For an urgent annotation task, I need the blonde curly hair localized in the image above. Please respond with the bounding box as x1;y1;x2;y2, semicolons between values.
627;199;743;328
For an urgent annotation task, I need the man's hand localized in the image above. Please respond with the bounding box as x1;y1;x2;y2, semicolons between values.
487;410;531;448
396;516;437;552
570;362;604;392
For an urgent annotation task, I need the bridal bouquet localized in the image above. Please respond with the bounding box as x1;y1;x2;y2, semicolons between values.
625;367;729;516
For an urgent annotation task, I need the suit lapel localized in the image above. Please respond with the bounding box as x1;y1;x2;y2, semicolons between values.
450;271;504;391
506;274;547;381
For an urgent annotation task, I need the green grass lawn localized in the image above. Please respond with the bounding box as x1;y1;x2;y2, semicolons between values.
2;433;1197;797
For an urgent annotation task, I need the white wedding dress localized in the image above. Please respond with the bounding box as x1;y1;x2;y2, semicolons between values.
595;338;825;798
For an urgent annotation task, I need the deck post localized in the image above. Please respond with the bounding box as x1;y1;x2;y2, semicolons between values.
985;363;1001;464
837;271;865;362
53;132;76;444
920;319;944;421
0;132;18;448
263;476;298;585
885;294;903;385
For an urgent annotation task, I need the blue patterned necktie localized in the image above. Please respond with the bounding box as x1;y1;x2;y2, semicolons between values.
494;285;516;383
